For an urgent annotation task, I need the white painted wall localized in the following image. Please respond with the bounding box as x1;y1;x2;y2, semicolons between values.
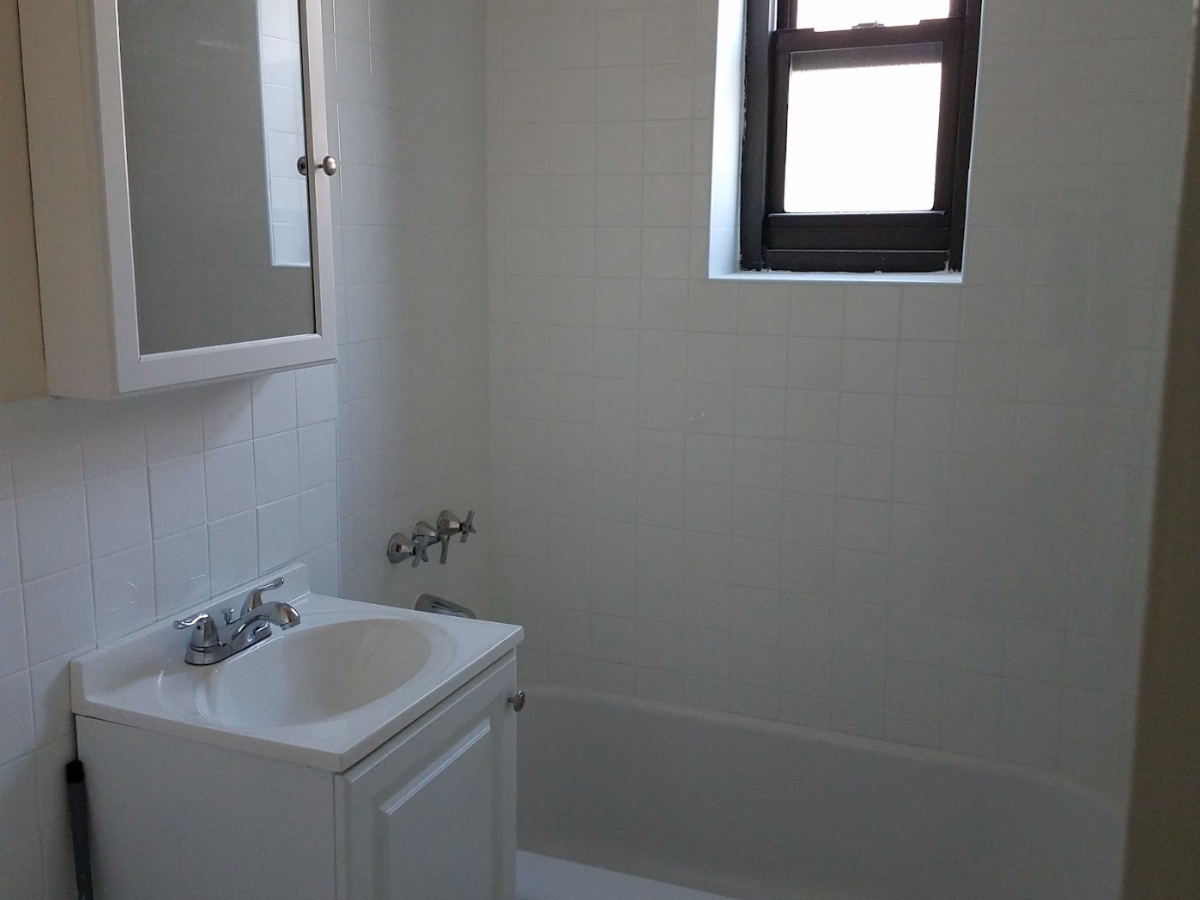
485;0;1193;794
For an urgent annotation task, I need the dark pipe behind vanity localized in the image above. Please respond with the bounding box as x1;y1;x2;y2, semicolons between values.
65;760;95;900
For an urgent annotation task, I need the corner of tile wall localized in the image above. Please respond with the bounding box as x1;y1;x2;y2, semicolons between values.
326;0;495;617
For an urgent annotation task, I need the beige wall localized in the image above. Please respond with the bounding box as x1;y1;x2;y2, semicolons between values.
0;0;46;400
1121;19;1200;900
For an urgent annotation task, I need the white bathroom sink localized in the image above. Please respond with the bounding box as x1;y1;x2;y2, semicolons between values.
160;616;435;728
71;563;523;771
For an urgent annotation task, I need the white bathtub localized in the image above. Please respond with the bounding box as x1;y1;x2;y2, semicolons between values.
517;686;1125;900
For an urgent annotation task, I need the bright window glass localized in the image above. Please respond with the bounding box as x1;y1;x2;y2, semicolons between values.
783;58;942;213
791;0;950;31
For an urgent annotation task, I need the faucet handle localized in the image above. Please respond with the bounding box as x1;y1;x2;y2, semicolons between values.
174;613;220;649
240;576;285;618
435;511;465;564
411;521;438;568
458;510;476;544
387;534;416;564
436;510;462;536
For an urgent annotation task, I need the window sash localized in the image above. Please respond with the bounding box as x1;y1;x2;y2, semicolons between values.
740;0;981;273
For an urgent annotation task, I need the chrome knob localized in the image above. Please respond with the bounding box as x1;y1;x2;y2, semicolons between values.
387;534;416;564
296;155;339;177
508;691;526;712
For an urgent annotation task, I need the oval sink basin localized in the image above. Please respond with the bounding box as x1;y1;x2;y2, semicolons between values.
167;618;433;728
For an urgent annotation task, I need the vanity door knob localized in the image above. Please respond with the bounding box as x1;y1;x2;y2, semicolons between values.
508;691;526;712
296;155;339;177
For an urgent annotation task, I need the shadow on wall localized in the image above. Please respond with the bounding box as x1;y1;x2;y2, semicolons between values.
0;0;47;402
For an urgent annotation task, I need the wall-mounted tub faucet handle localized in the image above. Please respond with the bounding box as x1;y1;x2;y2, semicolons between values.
458;510;476;544
387;534;416;564
390;511;477;567
239;576;285;619
436;511;459;533
435;510;473;563
411;521;439;568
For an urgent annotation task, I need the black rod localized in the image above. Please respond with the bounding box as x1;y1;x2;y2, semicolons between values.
65;760;95;900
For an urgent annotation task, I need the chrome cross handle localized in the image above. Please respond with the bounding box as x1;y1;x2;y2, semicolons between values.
389;511;479;567
458;510;476;544
411;521;439;568
435;510;476;564
437;510;476;544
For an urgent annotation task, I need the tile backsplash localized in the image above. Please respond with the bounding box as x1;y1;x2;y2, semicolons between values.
0;370;337;896
485;0;1193;793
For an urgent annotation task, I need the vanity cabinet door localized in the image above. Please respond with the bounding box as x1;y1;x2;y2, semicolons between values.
336;656;517;900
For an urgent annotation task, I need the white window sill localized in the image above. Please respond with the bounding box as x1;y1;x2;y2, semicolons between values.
707;268;963;285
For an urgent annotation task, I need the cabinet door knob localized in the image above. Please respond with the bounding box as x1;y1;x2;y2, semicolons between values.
507;691;525;712
296;155;339;177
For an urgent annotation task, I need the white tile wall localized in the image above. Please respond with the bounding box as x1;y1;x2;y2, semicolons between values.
486;0;1193;794
326;0;495;613
0;372;338;897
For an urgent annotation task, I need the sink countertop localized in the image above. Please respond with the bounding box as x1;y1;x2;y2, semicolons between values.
71;564;524;772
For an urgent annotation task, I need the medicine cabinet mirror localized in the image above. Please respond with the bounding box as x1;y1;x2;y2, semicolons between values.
19;0;336;398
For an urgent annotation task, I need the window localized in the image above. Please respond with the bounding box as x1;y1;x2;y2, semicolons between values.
740;0;981;273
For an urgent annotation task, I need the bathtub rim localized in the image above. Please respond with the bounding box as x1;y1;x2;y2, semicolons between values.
518;681;1129;814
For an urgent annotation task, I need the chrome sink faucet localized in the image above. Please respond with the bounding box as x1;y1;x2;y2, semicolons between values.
173;577;300;665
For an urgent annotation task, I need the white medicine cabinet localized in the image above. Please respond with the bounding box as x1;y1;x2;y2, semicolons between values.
19;0;337;398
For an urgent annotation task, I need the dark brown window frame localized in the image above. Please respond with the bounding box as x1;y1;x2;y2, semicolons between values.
740;0;982;273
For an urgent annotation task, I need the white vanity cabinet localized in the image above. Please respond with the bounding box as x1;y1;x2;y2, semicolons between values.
76;654;518;900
